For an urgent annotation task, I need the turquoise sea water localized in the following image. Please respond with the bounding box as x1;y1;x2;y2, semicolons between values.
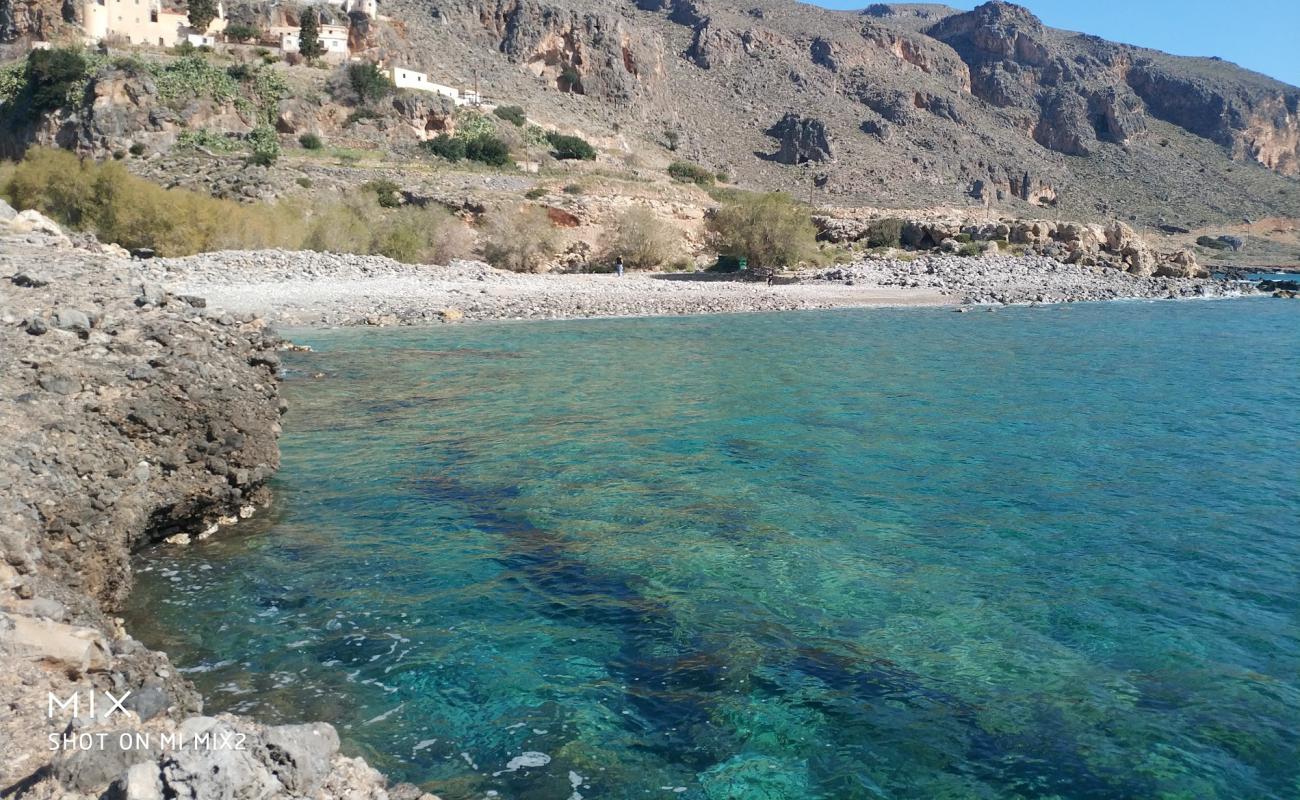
126;300;1300;800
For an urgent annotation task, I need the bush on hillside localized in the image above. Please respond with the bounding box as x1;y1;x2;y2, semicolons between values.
21;47;91;115
346;62;391;104
667;160;714;186
423;134;466;161
707;191;817;269
605;207;679;270
298;132;323;149
493;105;526;126
481;204;558;272
247;125;280;165
364;178;402;207
1196;235;1229;250
546;132;596;160
465;135;511;166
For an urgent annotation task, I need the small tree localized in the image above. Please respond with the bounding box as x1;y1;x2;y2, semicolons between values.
346;62;391;104
663;130;680;151
224;22;261;42
187;0;219;33
481;205;558;272
546;132;595;161
298;11;325;62
22;48;89;114
707;192;817;269
606;207;679;270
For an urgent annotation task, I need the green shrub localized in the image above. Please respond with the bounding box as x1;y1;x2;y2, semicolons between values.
957;242;982;257
296;176;313;188
493;105;526;126
128;142;146;156
707;191;817;269
715;170;729;183
562;183;583;195
663;130;679;151
667;160;714;186
524;187;546;200
247;125;280;166
481;204;558;272
865;217;904;248
0;61;26;107
372;205;475;264
546;132;596;160
224;22;261;42
22;47;90;114
1196;235;1229;250
465;135;511;166
176;128;242;153
364;178;402;208
298;132;323;149
423;134;465;161
2;147;303;255
955;232;972;243
347;62;391;104
153;55;240;105
559;65;581;92
605;207;678;270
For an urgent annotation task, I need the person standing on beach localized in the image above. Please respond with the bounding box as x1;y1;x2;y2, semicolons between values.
615;256;624;277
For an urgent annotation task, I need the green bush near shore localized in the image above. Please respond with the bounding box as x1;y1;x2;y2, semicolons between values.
481;204;558;272
707;191;818;269
865;218;904;249
1;147;475;263
605;207;679;269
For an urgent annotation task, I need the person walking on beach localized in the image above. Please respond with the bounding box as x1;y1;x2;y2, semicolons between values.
614;256;624;277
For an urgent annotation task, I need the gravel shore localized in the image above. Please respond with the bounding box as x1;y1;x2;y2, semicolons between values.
147;250;1258;327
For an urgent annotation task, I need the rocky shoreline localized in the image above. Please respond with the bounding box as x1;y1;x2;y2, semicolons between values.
144;249;1261;328
0;229;419;798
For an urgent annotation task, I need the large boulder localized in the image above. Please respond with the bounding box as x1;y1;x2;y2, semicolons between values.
159;717;282;800
0;613;111;676
259;723;340;795
767;113;833;164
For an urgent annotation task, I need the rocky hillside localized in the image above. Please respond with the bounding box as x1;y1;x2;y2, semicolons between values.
371;0;1300;225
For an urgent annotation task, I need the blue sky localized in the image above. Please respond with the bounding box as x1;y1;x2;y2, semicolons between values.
805;0;1300;87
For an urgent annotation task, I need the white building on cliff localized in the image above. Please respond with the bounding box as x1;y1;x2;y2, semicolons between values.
82;0;227;47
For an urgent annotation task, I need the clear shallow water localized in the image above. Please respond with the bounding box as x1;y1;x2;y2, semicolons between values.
126;300;1300;800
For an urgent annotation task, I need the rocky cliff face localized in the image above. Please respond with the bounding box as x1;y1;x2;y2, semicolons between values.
0;215;418;799
374;0;1299;224
0;0;72;43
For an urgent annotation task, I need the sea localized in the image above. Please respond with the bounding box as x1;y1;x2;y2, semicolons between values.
126;298;1300;799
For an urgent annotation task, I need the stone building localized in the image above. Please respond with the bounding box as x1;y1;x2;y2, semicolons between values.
81;0;227;47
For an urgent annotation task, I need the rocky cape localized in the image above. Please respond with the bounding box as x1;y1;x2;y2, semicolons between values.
0;209;428;799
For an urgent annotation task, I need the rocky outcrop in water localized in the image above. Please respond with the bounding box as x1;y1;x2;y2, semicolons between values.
0;211;419;798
